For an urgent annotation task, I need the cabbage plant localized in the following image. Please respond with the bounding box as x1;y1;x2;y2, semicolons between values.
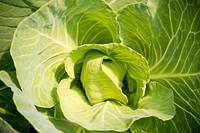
0;0;199;132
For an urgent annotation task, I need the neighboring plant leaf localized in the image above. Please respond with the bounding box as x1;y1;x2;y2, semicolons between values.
0;117;18;133
0;73;30;133
0;107;30;133
0;82;15;112
118;0;200;132
0;0;31;71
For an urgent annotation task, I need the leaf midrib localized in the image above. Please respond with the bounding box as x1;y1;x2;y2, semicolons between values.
150;72;200;79
24;24;71;52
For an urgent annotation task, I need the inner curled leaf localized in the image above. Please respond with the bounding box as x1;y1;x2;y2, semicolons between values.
80;50;128;105
65;43;150;107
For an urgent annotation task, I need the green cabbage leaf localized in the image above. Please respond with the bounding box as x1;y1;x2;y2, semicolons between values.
117;0;200;132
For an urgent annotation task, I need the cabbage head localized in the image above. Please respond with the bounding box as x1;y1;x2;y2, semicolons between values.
58;43;175;131
1;0;199;132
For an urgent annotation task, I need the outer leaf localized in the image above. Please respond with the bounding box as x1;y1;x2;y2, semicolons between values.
0;71;132;133
0;71;57;132
0;0;49;71
11;0;120;107
117;3;152;57
57;79;174;131
0;75;31;132
130;107;200;133
0;1;49;131
148;0;200;131
137;82;175;120
118;0;200;132
57;79;133;131
0;71;85;133
0;1;48;130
